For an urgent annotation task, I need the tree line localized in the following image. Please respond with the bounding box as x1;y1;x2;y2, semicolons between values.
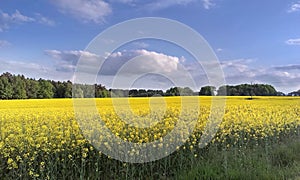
0;72;109;99
0;72;298;99
288;89;300;96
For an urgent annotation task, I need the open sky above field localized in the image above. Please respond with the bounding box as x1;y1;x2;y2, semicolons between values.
0;0;300;93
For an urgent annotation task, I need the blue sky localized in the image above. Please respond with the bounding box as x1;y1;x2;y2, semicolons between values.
0;0;300;93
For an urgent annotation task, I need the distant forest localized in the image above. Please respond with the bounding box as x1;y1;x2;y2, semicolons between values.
0;72;299;99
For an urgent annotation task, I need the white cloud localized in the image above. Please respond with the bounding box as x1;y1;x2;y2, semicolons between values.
132;42;149;48
0;40;11;48
216;48;223;52
9;10;35;23
45;49;100;72
0;10;34;31
44;49;198;88
109;0;135;4
0;10;55;31
143;0;215;11
273;64;300;71
254;69;300;93
0;58;77;82
101;49;183;75
219;59;300;93
45;49;184;74
44;48;300;92
111;0;216;10
0;59;54;79
45;50;99;60
221;59;253;73
288;1;300;13
131;49;181;73
101;49;198;89
52;0;112;23
285;38;300;45
110;0;215;10
0;60;47;72
115;0;134;3
145;0;196;11
35;13;56;26
202;0;215;10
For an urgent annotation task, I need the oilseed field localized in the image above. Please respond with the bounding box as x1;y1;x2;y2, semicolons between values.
0;97;299;179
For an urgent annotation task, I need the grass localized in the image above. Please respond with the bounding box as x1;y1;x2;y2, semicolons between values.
2;136;299;179
177;136;300;180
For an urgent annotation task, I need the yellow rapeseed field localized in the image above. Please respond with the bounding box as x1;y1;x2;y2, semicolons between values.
0;97;299;178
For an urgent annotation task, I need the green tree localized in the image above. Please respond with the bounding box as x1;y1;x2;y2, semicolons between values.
199;86;216;96
129;89;138;97
12;75;27;99
0;74;13;99
166;87;180;96
73;84;84;98
217;85;228;96
95;84;109;98
37;79;54;98
64;81;72;98
26;79;39;99
180;87;194;96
